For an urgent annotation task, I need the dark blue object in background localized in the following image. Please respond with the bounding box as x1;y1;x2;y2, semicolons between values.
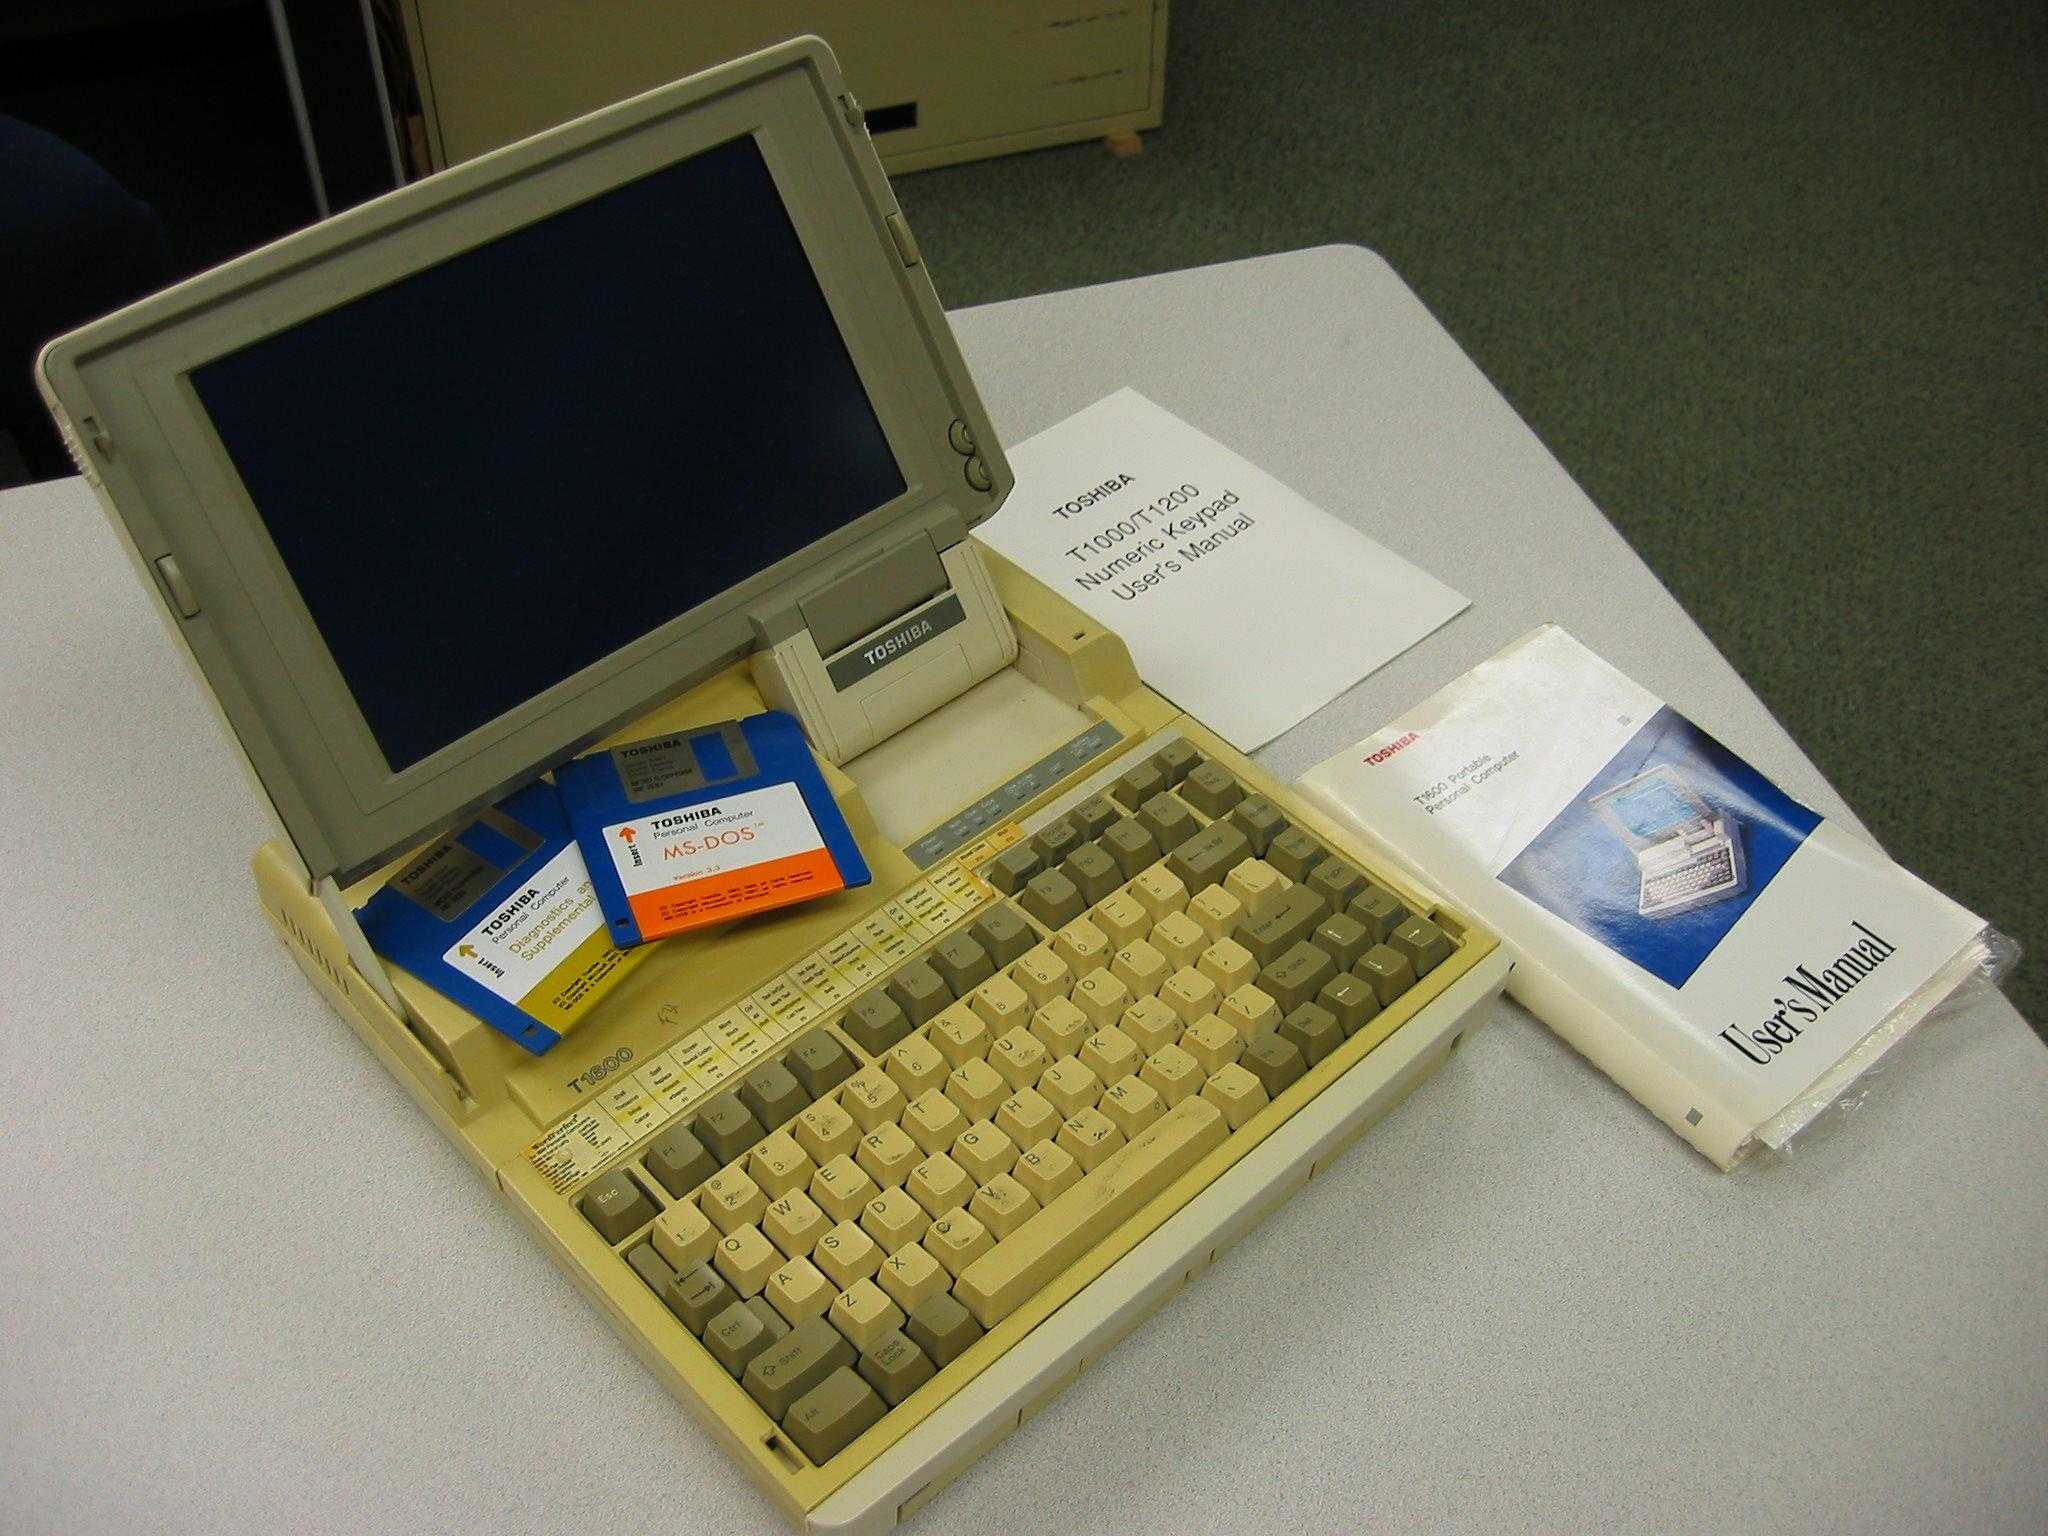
0;115;171;481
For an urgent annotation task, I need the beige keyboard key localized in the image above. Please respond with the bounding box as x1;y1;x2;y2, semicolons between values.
1110;939;1169;998
1029;997;1090;1058
1187;884;1245;942
876;1241;949;1313
763;1189;830;1259
1121;995;1182;1056
924;1207;995;1278
903;1089;968;1156
1180;1014;1244;1075
713;1223;781;1298
701;1166;767;1234
1099;1074;1163;1138
860;1185;928;1252
1219;983;1282;1039
988;1025;1050;1090
969;974;1032;1035
651;1199;715;1273
951;1119;1017;1185
929;1002;990;1068
811;1155;878;1223
814;1218;883;1290
1200;1062;1270;1130
1198;937;1258;994
794;1098;859;1166
993;1085;1059;1149
1159;966;1221;1026
1010;945;1071;1007
1148;910;1207;972
1038;1055;1102;1117
767;1254;838;1325
1129;865;1188;922
1072;968;1132;1028
885;1033;948;1101
954;1097;1230;1327
1053;916;1111;974
747;1131;814;1198
854;1122;920;1190
1056;1105;1126;1172
969;1173;1040;1239
1140;1042;1206;1107
1224;859;1289;922
946;1057;1007;1123
1091;889;1151;950
838;1067;904;1133
829;1277;905;1354
906;1152;974;1216
1079;1025;1141;1085
1013;1138;1081;1204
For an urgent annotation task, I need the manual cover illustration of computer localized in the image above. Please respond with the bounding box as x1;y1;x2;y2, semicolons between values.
35;36;1509;1532
1301;625;1991;1169
1590;765;1747;918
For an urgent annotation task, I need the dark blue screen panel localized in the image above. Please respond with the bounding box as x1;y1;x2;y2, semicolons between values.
192;134;905;771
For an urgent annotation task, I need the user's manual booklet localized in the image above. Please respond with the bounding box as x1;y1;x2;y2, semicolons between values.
1299;625;1990;1168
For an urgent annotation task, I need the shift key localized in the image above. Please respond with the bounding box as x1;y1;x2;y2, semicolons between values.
952;1097;1228;1328
742;1314;856;1419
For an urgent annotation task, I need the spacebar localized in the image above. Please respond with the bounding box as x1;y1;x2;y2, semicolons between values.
953;1097;1229;1328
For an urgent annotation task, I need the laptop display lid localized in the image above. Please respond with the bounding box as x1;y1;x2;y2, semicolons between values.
1590;766;1716;852
35;37;1010;886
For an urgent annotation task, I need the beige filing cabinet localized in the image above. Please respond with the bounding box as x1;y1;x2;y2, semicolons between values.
398;2;1169;173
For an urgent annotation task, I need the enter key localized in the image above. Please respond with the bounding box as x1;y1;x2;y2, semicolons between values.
952;1096;1228;1328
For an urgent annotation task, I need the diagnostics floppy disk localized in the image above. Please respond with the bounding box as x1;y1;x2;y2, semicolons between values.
354;780;646;1054
555;710;870;946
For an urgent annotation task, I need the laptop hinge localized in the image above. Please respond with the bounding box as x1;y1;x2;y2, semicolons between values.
314;875;412;1019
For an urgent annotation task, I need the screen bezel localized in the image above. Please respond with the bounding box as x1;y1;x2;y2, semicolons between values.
38;41;1008;883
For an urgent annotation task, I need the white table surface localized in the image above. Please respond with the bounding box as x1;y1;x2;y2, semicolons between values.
3;247;2042;1535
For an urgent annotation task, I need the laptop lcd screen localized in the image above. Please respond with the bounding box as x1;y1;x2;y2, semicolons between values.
1608;779;1699;840
191;134;906;772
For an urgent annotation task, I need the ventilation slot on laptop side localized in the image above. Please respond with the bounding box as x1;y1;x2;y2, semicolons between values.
279;906;354;1001
865;101;918;134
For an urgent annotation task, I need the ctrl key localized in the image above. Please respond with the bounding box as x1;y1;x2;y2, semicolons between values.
786;1367;887;1465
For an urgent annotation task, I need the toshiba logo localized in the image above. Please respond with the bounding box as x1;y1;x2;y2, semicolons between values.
1365;732;1419;766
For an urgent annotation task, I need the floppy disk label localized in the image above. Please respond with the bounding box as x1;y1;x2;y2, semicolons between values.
441;845;620;1013
601;781;847;935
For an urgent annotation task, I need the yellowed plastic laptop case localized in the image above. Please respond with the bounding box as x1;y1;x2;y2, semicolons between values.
38;37;1510;1532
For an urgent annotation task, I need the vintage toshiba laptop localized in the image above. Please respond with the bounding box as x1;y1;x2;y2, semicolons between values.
38;37;1510;1532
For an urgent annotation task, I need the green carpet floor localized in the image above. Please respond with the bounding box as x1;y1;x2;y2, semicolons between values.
895;0;2047;1032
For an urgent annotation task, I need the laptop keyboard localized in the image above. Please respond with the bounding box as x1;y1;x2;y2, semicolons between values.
569;737;1463;1471
1644;845;1735;905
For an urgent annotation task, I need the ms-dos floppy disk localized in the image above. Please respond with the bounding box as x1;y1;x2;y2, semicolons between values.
39;37;1509;1532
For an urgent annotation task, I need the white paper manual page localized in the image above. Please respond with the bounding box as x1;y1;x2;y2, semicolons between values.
977;388;1467;750
1300;625;1990;1168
